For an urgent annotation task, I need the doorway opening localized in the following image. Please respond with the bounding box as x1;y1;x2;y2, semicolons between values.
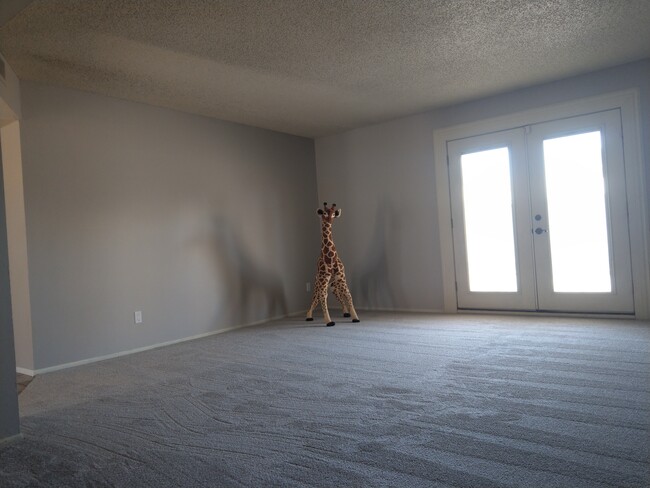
434;91;649;318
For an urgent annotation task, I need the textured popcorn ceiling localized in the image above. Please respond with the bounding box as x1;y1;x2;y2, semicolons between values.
1;0;650;137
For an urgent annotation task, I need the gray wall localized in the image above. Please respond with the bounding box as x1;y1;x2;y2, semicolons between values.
315;59;650;312
20;81;319;370
0;139;20;441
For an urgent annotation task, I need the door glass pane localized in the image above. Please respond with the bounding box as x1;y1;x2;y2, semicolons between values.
461;148;518;292
543;131;611;292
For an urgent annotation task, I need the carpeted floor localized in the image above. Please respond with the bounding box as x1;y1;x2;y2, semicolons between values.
1;312;649;487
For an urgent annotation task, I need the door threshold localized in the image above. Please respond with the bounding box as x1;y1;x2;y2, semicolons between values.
458;308;636;320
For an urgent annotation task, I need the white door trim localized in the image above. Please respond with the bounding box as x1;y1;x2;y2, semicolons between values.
433;89;649;319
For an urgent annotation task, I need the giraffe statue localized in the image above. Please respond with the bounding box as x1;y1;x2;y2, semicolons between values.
306;202;360;327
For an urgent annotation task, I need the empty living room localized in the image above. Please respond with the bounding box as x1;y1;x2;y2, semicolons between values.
1;1;649;487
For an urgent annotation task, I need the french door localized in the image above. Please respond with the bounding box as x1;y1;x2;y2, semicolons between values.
448;110;634;314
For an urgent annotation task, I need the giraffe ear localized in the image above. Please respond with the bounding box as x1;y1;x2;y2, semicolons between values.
317;209;324;215
334;209;342;218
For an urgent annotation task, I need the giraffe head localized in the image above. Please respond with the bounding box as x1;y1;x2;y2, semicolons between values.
317;202;341;223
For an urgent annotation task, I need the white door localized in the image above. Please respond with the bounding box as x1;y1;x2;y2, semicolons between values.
448;128;537;310
448;110;634;314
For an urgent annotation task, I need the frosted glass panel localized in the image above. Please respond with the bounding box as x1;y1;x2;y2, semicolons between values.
461;148;518;292
543;131;611;292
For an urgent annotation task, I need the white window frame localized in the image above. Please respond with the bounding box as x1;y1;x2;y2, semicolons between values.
433;90;649;319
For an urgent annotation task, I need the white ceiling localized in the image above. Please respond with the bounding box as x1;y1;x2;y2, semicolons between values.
1;0;650;137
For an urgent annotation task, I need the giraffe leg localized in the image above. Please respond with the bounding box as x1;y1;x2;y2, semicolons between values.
331;281;350;317
305;289;319;321
306;274;325;321
344;290;360;323
320;294;334;326
318;274;334;326
307;259;327;321
332;260;352;318
307;272;335;326
332;272;360;323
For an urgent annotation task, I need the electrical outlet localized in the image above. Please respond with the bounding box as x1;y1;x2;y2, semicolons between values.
306;282;311;292
134;310;143;324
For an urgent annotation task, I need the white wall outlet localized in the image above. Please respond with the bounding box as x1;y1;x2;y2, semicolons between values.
306;282;311;292
134;310;143;324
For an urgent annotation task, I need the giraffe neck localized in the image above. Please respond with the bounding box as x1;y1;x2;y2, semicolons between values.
321;221;337;258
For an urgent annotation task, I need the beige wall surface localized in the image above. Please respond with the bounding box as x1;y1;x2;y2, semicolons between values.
20;81;318;370
1;121;33;370
315;60;650;313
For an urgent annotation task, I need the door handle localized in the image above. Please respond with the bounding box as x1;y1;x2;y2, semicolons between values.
534;227;548;235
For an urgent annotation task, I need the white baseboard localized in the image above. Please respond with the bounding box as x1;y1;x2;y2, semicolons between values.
302;307;446;318
15;367;34;377
355;307;446;314
21;309;448;376
458;309;638;320
287;309;308;317
32;311;302;375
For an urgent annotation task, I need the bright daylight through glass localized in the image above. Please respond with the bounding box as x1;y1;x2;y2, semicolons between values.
543;131;612;293
461;147;518;292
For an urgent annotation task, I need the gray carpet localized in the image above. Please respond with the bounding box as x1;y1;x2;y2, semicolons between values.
1;312;649;487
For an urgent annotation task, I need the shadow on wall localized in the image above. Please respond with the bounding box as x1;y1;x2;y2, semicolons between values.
356;200;403;310
210;216;288;326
